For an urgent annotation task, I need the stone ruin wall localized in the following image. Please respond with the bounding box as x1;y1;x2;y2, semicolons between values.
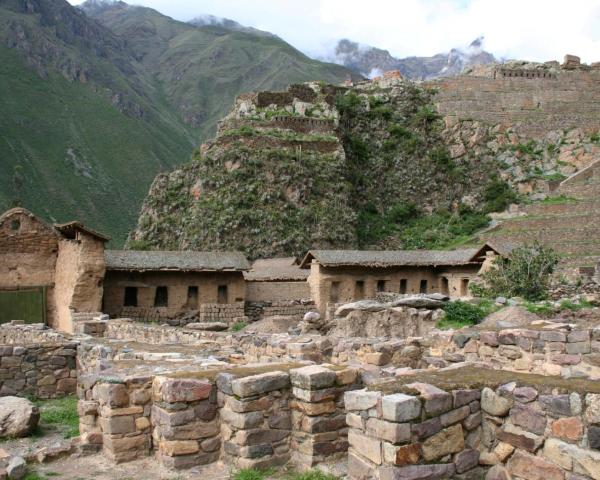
429;69;600;137
346;375;600;480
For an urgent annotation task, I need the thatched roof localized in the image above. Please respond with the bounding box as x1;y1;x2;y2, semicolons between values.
299;245;502;269
244;257;309;281
105;250;250;272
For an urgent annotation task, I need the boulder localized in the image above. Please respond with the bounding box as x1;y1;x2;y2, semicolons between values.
335;300;387;317
389;294;448;309
480;306;539;329
0;397;40;438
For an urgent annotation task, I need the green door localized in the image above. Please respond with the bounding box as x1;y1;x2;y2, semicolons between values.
0;288;46;324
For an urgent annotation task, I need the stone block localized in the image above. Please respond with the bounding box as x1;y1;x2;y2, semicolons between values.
365;352;391;366
485;465;511;480
97;383;129;408
135;417;150;431
336;368;358;386
151;405;195;427
234;428;289;446
481;388;512;416
463;411;481;430
568;331;590;343
348;450;377;480
160;420;219;441
225;395;271;413
220;408;264;429
411;417;442;440
507;450;565;480
588;425;600;450
510;403;547;435
158;450;220;469
540;331;567;342
231;372;289;398
566;342;591;354
293;387;337;403
216;373;235;395
496;423;544;452
348;429;382;465
551;417;583;441
346;412;365;430
99;415;135;435
385;442;422;466
159;440;199;456
345;390;382;411
454;448;479;474
77;400;99;416
421;424;464;461
379;463;456;480
200;436;220;452
366;417;410;444
268;412;291;430
158;378;212;403
405;383;452;416
440;406;470;427
584;394;600;424
479;332;498;346
290;366;336;390
543;438;573;470
238;443;274;459
382;394;421;423
453;390;481;408
299;414;346;434
540;394;572;416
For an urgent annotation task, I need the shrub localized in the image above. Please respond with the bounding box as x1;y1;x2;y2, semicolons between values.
524;301;554;315
437;300;488;329
478;242;559;301
285;470;339;480
483;178;518;213
234;468;275;480
231;321;248;332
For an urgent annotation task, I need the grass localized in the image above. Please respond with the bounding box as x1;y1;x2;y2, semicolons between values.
559;298;594;311
24;473;60;480
33;395;79;439
233;468;276;480
285;470;339;480
436;300;494;330
538;195;578;205
524;301;554;315
231;321;248;332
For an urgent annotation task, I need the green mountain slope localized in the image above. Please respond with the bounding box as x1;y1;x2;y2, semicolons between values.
81;1;356;139
0;0;354;244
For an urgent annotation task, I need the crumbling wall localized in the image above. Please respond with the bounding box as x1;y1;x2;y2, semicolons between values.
245;281;311;303
244;300;315;322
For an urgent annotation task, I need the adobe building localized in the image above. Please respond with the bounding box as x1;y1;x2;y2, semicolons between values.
300;244;504;316
244;257;310;302
102;250;250;324
0;208;108;332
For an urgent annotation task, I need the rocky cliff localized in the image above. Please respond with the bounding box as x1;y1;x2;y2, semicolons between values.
129;66;600;260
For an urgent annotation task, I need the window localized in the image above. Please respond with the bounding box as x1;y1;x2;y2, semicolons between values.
330;281;340;303
187;286;198;309
217;285;228;304
10;219;20;231
377;280;387;292
124;287;138;307
441;277;449;295
461;279;470;296
419;280;428;294
154;286;168;307
399;279;407;294
354;281;365;300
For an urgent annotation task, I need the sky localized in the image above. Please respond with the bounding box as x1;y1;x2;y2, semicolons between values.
68;0;600;63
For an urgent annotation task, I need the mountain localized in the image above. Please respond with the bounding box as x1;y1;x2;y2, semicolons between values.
188;14;273;38
0;0;355;244
328;37;495;80
79;0;356;137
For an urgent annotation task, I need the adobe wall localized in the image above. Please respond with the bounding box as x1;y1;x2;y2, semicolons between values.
429;69;600;137
103;270;246;320
245;281;310;303
307;263;479;315
0;209;59;324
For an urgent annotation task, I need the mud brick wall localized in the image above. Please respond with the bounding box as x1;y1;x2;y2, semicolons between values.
345;384;482;480
199;303;245;324
448;326;600;379
0;342;77;398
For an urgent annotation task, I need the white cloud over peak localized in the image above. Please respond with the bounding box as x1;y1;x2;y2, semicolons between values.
69;0;600;64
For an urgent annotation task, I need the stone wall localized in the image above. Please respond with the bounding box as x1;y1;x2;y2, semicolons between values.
78;364;361;470
429;70;600;137
345;369;600;480
446;325;600;379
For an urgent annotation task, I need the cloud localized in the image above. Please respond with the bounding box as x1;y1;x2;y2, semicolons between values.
69;0;600;64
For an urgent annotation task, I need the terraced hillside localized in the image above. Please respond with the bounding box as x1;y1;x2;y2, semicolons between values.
483;161;600;273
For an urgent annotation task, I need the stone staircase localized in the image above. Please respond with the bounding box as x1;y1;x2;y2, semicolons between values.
482;160;600;275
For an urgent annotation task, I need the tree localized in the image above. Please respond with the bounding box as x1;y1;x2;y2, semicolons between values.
477;242;559;301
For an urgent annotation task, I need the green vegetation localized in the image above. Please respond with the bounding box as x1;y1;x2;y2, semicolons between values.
234;468;275;480
33;395;79;439
483;178;518;213
524;301;554;315
231;321;248;332
437;300;492;329
559;298;593;311
538;195;577;205
543;172;567;182
477;242;560;301
285;470;339;480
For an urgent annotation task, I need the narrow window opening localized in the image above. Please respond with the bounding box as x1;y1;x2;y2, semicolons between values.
419;280;428;294
330;281;340;303
187;286;198;309
399;279;407;294
354;281;365;300
154;286;168;307
441;277;449;295
217;285;228;304
461;279;470;296
124;287;138;307
377;280;386;292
